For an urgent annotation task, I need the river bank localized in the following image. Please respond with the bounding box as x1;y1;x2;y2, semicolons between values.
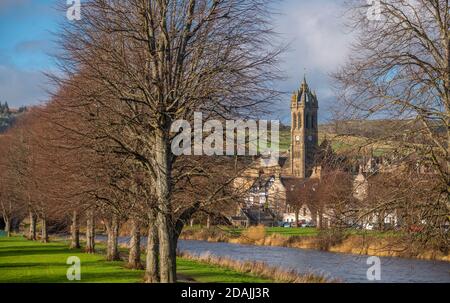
180;226;450;262
178;239;450;283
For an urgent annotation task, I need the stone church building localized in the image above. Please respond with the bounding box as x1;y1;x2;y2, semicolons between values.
231;77;326;227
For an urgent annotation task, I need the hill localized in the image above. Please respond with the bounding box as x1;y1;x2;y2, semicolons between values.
279;120;397;156
0;102;27;133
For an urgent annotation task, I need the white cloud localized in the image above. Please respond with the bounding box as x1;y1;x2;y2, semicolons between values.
272;0;354;122
0;64;50;107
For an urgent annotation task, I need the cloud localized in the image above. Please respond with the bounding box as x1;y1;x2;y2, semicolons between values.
14;40;51;53
0;0;352;120
0;64;51;107
278;1;351;72
272;0;354;122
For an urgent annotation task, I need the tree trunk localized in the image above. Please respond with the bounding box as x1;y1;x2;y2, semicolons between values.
4;217;11;237
206;214;211;229
85;209;95;254
106;215;120;261
170;234;178;280
145;217;159;283
295;210;300;227
29;211;36;240
157;211;176;283
317;211;323;229
41;216;48;243
70;210;80;249
154;129;176;283
128;218;142;269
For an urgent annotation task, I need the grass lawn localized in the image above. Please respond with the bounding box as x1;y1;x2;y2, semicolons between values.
225;227;319;237
184;225;401;239
265;227;319;237
0;236;270;283
186;225;320;237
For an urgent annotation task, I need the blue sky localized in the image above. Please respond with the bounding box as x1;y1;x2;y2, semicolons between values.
0;0;353;122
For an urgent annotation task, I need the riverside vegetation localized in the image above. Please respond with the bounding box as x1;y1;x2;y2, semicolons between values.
180;226;450;262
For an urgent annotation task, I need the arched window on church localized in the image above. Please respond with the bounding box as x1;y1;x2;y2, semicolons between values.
292;113;297;130
312;115;316;129
297;113;302;129
306;114;310;129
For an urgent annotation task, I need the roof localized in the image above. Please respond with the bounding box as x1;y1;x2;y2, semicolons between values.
249;175;276;194
242;207;276;222
291;77;319;107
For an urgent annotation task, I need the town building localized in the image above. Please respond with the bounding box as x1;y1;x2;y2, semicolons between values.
231;77;323;227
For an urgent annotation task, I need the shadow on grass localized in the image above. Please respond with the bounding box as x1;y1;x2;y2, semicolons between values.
178;270;255;282
0;270;144;283
0;248;82;257
0;260;105;268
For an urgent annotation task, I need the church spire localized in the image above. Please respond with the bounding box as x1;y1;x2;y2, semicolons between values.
301;74;309;91
290;76;319;178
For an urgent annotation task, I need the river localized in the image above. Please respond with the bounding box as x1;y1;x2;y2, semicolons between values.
178;240;450;283
106;236;450;283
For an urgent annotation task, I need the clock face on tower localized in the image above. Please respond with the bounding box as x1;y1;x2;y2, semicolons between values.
308;135;313;142
295;135;300;142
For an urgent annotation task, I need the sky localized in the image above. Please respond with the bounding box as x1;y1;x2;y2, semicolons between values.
0;0;354;122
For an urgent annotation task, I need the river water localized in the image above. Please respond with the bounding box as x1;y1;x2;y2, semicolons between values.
107;236;450;283
178;240;450;283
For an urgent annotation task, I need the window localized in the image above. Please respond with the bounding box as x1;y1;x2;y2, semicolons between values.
292;113;297;130
298;114;302;128
260;196;266;204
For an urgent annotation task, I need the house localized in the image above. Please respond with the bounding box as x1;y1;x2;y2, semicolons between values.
230;206;278;227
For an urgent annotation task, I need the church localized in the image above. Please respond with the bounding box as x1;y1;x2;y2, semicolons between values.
231;77;327;227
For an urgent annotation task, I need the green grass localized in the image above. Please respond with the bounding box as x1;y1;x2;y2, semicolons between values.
177;259;270;283
184;225;401;239
0;236;271;283
185;225;319;237
265;227;319;237
278;130;391;156
223;227;319;237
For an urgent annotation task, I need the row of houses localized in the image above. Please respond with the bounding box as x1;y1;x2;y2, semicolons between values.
230;156;400;229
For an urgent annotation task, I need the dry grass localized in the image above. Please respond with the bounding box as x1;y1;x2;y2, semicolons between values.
182;228;229;242
242;225;266;242
178;251;332;283
180;227;450;261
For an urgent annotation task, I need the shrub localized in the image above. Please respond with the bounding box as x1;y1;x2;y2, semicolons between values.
316;229;347;250
242;225;266;242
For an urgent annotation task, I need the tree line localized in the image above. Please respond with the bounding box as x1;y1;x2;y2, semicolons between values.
0;0;282;283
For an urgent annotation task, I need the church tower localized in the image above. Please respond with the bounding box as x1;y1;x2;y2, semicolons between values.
290;77;319;178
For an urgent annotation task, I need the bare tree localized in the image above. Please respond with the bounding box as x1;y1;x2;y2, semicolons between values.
333;0;449;247
52;0;283;282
